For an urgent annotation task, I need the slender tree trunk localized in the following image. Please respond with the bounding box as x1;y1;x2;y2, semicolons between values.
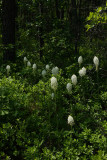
76;0;82;54
39;2;44;59
69;0;78;54
60;8;64;20
55;0;60;19
2;0;16;62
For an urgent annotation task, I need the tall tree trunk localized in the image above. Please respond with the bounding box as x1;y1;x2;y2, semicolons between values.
55;0;60;19
60;8;64;20
76;0;82;54
69;0;78;54
39;2;44;59
2;0;16;62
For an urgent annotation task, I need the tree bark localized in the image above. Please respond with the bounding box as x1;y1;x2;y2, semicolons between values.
2;0;16;62
60;8;64;20
69;0;78;54
55;0;60;19
39;2;44;59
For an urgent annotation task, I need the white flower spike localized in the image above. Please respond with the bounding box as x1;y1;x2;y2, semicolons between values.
79;67;86;77
27;61;31;67
93;56;99;71
78;56;83;66
51;93;55;100
32;64;37;70
46;64;50;70
52;66;59;76
66;83;72;93
24;57;28;63
6;65;10;75
82;67;86;75
68;115;74;126
71;74;77;85
51;77;58;91
42;70;46;77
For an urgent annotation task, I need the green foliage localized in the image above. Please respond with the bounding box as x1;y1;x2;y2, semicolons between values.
86;3;107;31
0;0;106;159
0;54;107;159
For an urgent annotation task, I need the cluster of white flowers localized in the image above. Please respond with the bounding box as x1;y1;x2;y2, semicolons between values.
51;77;58;91
71;74;77;85
68;115;74;126
27;61;31;67
24;57;28;63
24;57;38;72
78;56;83;66
5;55;100;129
6;65;10;74
46;64;50;70
93;56;99;71
66;83;72;93
42;70;46;77
32;63;37;70
51;93;55;99
52;66;59;76
79;67;86;77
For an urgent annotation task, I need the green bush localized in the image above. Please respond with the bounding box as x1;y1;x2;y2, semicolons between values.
0;57;106;159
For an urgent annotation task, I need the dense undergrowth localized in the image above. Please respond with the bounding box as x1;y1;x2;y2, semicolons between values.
0;55;107;160
0;1;107;159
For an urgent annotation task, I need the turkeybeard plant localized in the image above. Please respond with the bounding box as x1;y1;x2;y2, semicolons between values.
71;74;77;85
42;70;46;77
78;56;83;66
27;61;31;67
68;115;74;126
51;93;55;100
6;65;10;75
46;64;50;70
32;64;37;70
66;83;72;93
79;67;86;77
52;66;59;76
24;57;27;63
93;56;99;71
51;77;58;91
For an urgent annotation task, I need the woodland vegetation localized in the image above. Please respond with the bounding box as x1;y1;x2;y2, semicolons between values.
0;0;107;159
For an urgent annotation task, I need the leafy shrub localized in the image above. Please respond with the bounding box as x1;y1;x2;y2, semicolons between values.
0;55;106;159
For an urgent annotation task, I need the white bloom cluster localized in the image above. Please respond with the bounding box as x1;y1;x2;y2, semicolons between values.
42;70;46;77
27;61;31;67
32;63;37;70
93;56;99;71
51;93;55;99
78;56;83;66
71;74;77;85
68;115;74;126
46;64;50;70
52;66;59;76
79;67;86;77
6;65;10;74
66;83;72;93
24;57;28;63
51;77;58;91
